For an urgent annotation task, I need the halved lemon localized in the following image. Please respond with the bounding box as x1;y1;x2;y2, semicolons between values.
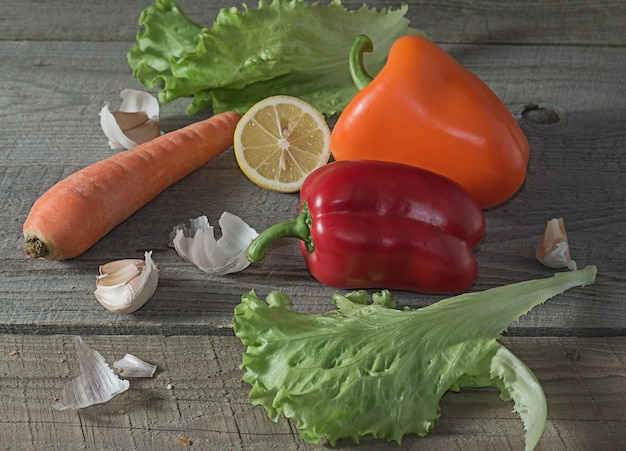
234;95;331;193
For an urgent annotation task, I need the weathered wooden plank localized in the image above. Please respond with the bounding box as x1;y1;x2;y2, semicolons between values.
2;0;624;448
1;335;624;449
2;0;625;45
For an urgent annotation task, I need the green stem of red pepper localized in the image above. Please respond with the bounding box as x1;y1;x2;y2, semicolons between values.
349;35;375;91
247;202;314;262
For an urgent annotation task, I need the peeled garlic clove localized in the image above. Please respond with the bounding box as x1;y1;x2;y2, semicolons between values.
53;337;130;410
113;354;157;378
169;212;258;275
536;218;577;270
100;89;161;149
94;251;158;314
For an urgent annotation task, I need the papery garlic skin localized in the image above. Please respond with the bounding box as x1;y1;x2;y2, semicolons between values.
100;106;140;149
53;337;130;410
113;354;157;378
170;212;258;275
100;89;161;149
118;88;159;117
94;251;158;314
536;218;577;270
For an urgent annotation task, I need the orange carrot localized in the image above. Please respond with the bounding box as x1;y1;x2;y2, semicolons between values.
23;111;241;260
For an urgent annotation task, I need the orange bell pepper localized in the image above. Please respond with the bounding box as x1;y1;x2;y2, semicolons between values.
331;35;530;209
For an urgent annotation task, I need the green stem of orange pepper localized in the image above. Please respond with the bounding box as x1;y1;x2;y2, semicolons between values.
349;35;374;91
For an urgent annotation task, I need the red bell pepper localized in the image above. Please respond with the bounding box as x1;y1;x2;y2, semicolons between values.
247;160;485;294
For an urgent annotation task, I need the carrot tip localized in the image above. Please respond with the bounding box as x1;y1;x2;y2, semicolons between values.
24;237;50;259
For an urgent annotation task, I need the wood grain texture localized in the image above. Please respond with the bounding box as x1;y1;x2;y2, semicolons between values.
1;0;625;45
1;335;624;450
1;0;625;448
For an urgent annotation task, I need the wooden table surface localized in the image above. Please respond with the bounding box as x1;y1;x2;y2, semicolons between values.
1;1;625;449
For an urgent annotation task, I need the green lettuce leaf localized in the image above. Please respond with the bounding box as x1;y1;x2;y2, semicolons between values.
453;344;547;451
232;266;597;448
127;0;423;116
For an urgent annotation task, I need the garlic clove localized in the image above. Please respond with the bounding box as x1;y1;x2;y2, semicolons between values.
53;337;130;410
536;218;577;270
100;89;161;149
118;114;161;145
94;251;158;314
169;212;258;275
113;354;157;378
117;88;160;118
111;110;151;131
100;105;138;149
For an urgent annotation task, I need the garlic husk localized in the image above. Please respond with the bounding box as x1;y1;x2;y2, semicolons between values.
536;218;577;270
113;354;157;378
169;212;258;275
53;337;130;410
94;251;158;314
99;89;161;149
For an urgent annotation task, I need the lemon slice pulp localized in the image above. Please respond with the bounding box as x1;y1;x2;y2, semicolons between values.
234;95;331;193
